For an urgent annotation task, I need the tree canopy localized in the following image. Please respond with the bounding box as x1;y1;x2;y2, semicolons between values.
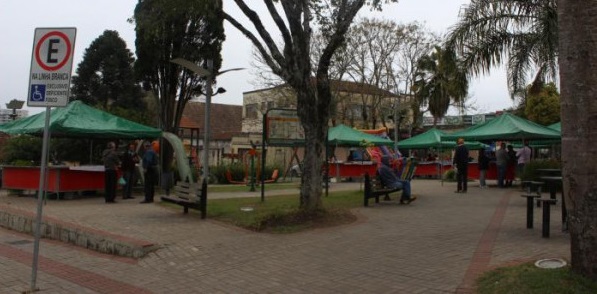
132;0;225;172
224;0;397;210
524;82;560;125
412;46;469;125
446;0;558;97
71;30;144;110
133;0;225;134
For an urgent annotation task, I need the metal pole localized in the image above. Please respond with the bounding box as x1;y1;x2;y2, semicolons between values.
394;97;400;153
202;59;213;183
30;106;52;291
261;112;267;202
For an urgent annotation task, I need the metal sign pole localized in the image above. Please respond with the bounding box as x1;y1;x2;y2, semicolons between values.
30;106;52;291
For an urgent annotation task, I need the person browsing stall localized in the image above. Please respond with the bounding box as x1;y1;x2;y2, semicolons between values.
495;142;509;188
516;140;532;176
102;141;121;203
121;142;139;200
140;142;159;204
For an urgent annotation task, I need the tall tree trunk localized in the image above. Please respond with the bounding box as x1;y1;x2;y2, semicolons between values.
558;0;597;280
296;77;326;211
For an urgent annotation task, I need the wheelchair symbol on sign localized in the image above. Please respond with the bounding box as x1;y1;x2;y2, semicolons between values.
31;84;46;102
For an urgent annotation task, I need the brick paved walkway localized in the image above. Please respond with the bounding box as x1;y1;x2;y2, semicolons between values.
0;180;570;293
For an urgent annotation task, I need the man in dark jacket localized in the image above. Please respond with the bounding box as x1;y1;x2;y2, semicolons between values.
102;141;121;203
377;155;416;204
453;138;469;193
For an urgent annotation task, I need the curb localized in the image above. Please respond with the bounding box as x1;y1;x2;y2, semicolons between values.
0;204;158;258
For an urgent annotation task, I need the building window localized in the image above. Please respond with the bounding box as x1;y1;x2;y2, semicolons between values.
349;104;362;119
246;103;258;119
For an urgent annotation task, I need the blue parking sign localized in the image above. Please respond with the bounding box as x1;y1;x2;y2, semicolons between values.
30;84;46;102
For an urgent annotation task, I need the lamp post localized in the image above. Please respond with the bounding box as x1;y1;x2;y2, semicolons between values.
171;58;243;183
6;99;25;121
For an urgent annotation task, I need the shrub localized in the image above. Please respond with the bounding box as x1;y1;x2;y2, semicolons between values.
210;163;283;184
443;169;456;181
521;159;561;181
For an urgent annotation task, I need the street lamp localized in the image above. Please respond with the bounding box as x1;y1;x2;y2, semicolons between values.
171;58;243;184
6;99;25;121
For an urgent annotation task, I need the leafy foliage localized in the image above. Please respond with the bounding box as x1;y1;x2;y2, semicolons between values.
133;0;224;132
521;158;560;182
0;136;97;165
0;136;43;165
446;0;558;97
71;30;145;110
525;83;560;125
412;46;469;125
132;0;225;173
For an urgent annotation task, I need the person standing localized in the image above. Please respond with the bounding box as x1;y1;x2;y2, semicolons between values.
141;142;159;204
495;142;509;188
102;141;121;203
478;148;490;188
121;143;139;200
516;140;532;177
505;145;517;187
453;138;469;193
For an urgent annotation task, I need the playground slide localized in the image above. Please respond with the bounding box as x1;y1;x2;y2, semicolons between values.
162;131;193;183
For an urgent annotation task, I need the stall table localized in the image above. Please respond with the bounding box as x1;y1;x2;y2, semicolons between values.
2;165;105;196
417;161;499;180
328;161;377;180
415;161;442;178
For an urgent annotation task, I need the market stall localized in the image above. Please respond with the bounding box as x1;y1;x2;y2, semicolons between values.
327;124;394;181
0;101;167;194
327;161;377;178
397;128;486;179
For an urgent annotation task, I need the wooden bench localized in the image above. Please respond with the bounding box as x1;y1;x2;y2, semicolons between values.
363;158;417;207
364;173;402;206
161;180;207;219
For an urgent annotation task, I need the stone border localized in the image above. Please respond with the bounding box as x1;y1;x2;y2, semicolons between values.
0;204;158;258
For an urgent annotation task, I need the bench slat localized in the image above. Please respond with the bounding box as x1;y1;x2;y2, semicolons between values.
161;180;207;218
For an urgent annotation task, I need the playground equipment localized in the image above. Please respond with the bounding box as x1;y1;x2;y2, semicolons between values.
225;148;262;190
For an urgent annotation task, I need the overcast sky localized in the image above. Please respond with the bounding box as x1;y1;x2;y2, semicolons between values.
0;0;513;116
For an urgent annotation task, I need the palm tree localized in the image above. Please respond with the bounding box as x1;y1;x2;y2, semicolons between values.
558;0;597;281
446;0;558;97
412;46;469;125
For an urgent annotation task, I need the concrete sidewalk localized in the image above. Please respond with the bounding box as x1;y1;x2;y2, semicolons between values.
0;180;570;293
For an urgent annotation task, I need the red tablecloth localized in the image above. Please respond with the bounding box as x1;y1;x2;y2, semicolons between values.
2;165;105;192
415;161;500;180
327;162;377;178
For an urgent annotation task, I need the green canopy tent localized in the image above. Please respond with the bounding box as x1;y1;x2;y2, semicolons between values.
327;124;394;146
442;113;561;141
325;124;394;195
0;101;193;182
548;122;561;132
398;128;487;150
512;121;562;149
397;128;487;183
0;100;161;138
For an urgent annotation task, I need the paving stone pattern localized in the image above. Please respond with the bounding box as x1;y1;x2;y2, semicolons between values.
0;180;570;293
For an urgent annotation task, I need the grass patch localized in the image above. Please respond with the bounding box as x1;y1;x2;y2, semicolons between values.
477;262;597;294
206;182;300;193
187;189;364;233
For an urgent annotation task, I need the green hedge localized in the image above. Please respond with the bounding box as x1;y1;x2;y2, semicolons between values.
210;163;282;184
521;159;561;181
443;169;456;181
